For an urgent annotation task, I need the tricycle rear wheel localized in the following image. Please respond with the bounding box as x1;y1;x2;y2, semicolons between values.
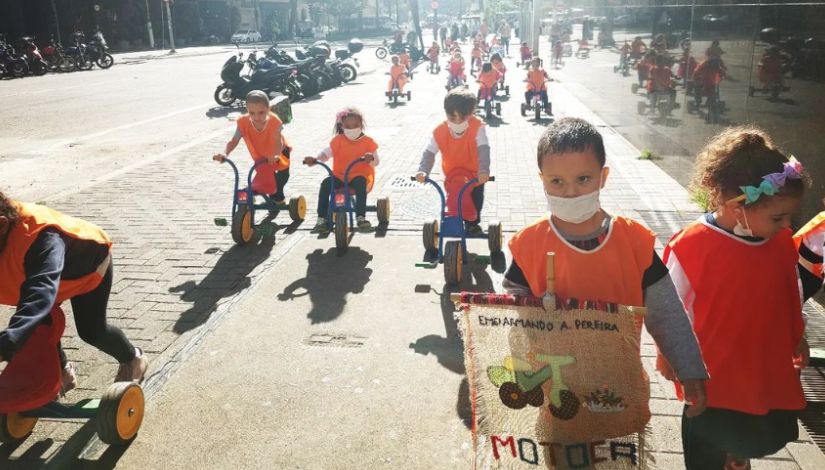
0;413;37;444
377;198;391;224
423;219;439;252
488;221;503;254
231;206;257;245
288;196;306;221
97;382;145;446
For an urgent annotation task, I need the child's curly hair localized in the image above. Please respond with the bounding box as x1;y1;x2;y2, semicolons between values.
0;191;20;228
691;126;809;210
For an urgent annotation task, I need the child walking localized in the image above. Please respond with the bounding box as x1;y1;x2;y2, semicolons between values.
503;117;708;424
213;90;291;203
416;88;491;234
659;127;811;470
304;107;379;231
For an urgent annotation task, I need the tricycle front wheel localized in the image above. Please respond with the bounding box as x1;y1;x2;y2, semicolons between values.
444;240;463;285
231;206;257;245
288;196;306;221
0;413;38;444
97;381;145;445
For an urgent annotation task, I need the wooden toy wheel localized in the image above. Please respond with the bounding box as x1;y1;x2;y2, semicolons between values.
334;211;349;253
499;382;528;409
377;198;391;224
0;413;38;444
97;382;145;445
444;240;463;285
231;206;256;245
423;220;438;252
487;221;503;254
288;196;306;221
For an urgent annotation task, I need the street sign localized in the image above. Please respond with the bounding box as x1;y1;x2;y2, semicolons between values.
431;2;438;9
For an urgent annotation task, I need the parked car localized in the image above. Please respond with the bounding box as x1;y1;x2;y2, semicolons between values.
231;30;261;43
701;14;729;29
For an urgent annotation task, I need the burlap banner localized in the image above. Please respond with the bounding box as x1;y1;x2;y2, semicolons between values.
456;293;652;469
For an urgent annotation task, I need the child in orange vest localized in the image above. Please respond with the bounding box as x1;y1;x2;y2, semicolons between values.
426;41;440;67
471;42;483;74
213;90;291;203
490;52;506;89
0;192;149;393
476;62;501;103
634;50;655;88
399;49;412;76
519;41;532;66
647;54;674;93
658;127;813;470
387;55;408;94
796;210;825;292
525;57;550;111
503;117;708;434
303;107;379;231
415;88;491;234
446;52;466;89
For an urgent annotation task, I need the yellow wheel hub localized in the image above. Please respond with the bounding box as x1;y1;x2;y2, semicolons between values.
116;385;145;441
6;413;37;439
241;211;253;242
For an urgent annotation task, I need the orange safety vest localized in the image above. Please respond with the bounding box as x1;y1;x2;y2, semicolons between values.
665;221;805;414
0;203;112;307
236;113;286;162
794;211;825;279
433;116;483;177
329;134;379;192
508;216;653;307
478;70;499;89
526;69;547;91
389;64;407;81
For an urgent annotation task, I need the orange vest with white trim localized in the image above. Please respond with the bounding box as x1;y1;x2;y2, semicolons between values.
433;116;482;177
794;211;825;279
329;134;379;192
508;216;653;306
665;220;805;413
0;203;112;306
527;69;548;91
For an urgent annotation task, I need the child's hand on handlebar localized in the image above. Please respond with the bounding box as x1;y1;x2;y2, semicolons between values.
212;153;226;163
303;156;317;166
265;155;280;164
415;172;427;184
362;153;375;163
478;174;489;184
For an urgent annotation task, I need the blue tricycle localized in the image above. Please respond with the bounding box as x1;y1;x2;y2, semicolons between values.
213;156;306;245
307;156;391;253
413;175;503;285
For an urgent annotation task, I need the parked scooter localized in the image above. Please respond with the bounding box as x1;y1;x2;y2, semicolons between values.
0;36;29;78
18;37;48;76
214;46;299;107
86;31;114;69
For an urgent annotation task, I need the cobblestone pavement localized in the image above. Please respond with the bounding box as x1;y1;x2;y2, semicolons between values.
2;39;824;469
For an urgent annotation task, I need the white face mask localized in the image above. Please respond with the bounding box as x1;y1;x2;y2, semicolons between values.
447;119;470;134
343;128;362;141
546;188;601;224
733;209;753;237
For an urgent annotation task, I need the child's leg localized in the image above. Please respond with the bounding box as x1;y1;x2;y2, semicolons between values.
351;176;368;217
274;167;290;202
317;176;340;218
387;78;394;93
682;407;728;470
540;90;549;108
469;184;485;225
525;90;534;104
70;263;141;366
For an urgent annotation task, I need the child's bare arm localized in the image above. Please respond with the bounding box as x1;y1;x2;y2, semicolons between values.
212;136;241;162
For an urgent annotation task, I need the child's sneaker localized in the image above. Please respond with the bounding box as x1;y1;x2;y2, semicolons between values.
724;456;751;470
356;216;372;229
465;222;483;235
60;362;78;396
312;217;329;233
114;348;149;383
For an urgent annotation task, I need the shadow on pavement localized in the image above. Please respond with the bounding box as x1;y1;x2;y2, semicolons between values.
409;256;497;429
277;246;373;324
169;234;277;334
204;106;243;119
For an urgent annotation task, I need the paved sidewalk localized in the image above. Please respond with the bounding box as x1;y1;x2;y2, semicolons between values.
2;40;824;469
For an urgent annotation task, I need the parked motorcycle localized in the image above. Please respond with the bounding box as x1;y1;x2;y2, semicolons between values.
65;32;93;70
18;37;48;76
214;47;299;107
86;31;114;69
0;36;29;78
41;37;76;73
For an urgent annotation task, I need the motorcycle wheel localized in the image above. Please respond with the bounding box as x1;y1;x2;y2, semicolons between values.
297;74;318;97
214;85;236;107
58;56;76;73
96;53;114;69
375;47;388;59
318;72;335;91
339;64;357;83
285;82;301;103
32;60;48;76
11;60;28;78
77;57;93;71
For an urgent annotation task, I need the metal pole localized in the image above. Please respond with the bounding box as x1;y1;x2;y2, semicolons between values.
531;0;540;55
395;0;399;28
144;0;155;48
50;0;62;46
164;0;176;52
160;0;165;49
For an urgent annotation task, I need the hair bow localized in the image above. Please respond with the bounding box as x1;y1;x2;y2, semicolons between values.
740;179;777;204
763;156;803;188
335;110;350;123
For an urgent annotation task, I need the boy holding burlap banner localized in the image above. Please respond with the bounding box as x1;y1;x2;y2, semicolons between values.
457;118;708;469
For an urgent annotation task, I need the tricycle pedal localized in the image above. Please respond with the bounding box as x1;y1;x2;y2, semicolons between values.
415;262;438;269
214;218;228;227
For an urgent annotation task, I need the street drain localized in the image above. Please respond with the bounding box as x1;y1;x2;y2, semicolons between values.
305;333;367;348
387;175;424;190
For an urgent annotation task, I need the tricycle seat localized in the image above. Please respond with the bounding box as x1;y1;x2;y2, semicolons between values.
0;307;64;414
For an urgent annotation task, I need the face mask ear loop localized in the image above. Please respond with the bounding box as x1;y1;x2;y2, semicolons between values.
742;208;751;233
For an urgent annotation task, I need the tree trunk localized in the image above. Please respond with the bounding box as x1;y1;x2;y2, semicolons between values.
408;0;424;50
290;0;298;37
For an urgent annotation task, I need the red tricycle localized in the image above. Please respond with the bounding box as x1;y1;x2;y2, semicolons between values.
0;306;145;446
